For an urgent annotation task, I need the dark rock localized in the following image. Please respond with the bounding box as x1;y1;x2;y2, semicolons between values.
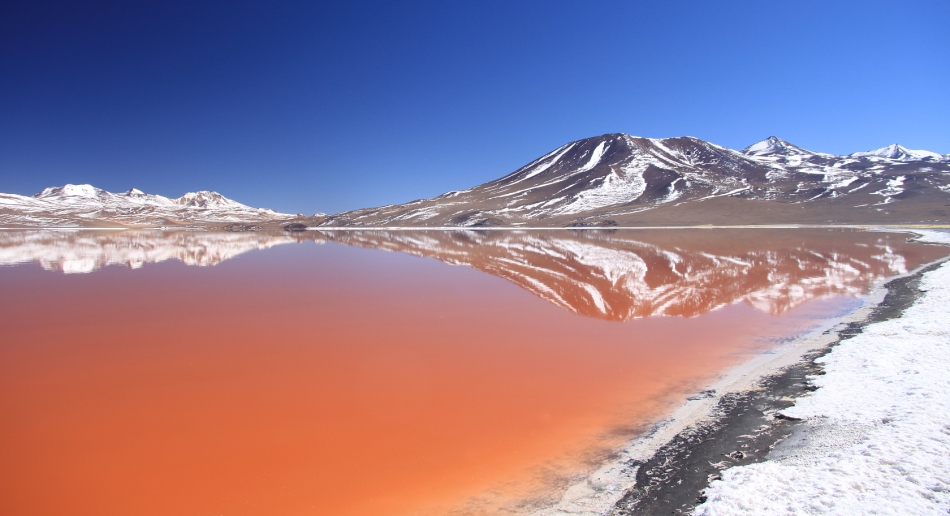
222;224;262;232
471;217;505;227
567;219;619;227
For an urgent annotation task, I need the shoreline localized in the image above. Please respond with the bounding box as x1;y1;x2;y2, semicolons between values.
2;223;950;232
530;230;950;516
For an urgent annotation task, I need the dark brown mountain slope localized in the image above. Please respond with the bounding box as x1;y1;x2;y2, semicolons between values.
309;134;950;227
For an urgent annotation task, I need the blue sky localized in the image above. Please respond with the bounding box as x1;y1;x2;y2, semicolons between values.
1;1;948;214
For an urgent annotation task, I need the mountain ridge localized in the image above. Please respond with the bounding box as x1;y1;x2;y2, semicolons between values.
2;134;948;228
0;184;303;228
308;133;950;228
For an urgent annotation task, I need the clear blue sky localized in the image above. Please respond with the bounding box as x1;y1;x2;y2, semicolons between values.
2;1;948;214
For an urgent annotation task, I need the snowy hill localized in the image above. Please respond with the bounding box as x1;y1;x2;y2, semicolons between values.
0;184;294;228
849;143;946;162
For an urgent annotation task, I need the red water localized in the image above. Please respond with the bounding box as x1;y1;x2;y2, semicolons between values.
0;230;945;515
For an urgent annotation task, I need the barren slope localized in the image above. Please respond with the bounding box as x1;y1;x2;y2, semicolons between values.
311;135;950;227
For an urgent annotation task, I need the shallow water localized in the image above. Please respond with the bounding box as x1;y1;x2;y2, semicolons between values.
0;229;945;515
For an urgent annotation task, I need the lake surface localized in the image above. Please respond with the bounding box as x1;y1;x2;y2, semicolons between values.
1;229;946;515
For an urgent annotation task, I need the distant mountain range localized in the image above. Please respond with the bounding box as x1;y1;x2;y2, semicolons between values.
0;184;301;228
1;136;948;228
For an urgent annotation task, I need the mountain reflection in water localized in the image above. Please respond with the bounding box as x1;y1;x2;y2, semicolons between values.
1;228;943;320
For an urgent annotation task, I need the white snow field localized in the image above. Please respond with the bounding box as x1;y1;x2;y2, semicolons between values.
695;231;950;515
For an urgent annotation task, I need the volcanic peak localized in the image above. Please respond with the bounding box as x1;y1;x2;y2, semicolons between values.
741;136;826;157
35;184;103;199
850;144;946;162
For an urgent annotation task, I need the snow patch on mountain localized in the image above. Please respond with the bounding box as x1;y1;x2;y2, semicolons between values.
555;161;649;215
577;141;609;173
517;142;577;182
872;176;906;204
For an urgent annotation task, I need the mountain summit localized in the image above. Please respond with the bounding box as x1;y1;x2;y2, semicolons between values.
850;144;945;162
741;136;823;157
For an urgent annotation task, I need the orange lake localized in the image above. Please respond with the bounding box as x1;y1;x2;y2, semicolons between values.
0;229;946;515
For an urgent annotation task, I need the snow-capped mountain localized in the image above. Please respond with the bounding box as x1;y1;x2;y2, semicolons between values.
311;134;950;227
849;144;946;162
3;135;947;228
0;184;295;228
741;136;830;157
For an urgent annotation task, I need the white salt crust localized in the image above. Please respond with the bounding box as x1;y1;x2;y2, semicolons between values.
695;230;950;515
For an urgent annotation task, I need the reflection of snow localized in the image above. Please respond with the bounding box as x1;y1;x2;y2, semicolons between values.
696;231;950;515
872;244;907;275
0;231;298;273
2;229;936;322
317;230;931;321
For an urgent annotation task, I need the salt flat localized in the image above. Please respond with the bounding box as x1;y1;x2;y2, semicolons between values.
695;231;950;515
